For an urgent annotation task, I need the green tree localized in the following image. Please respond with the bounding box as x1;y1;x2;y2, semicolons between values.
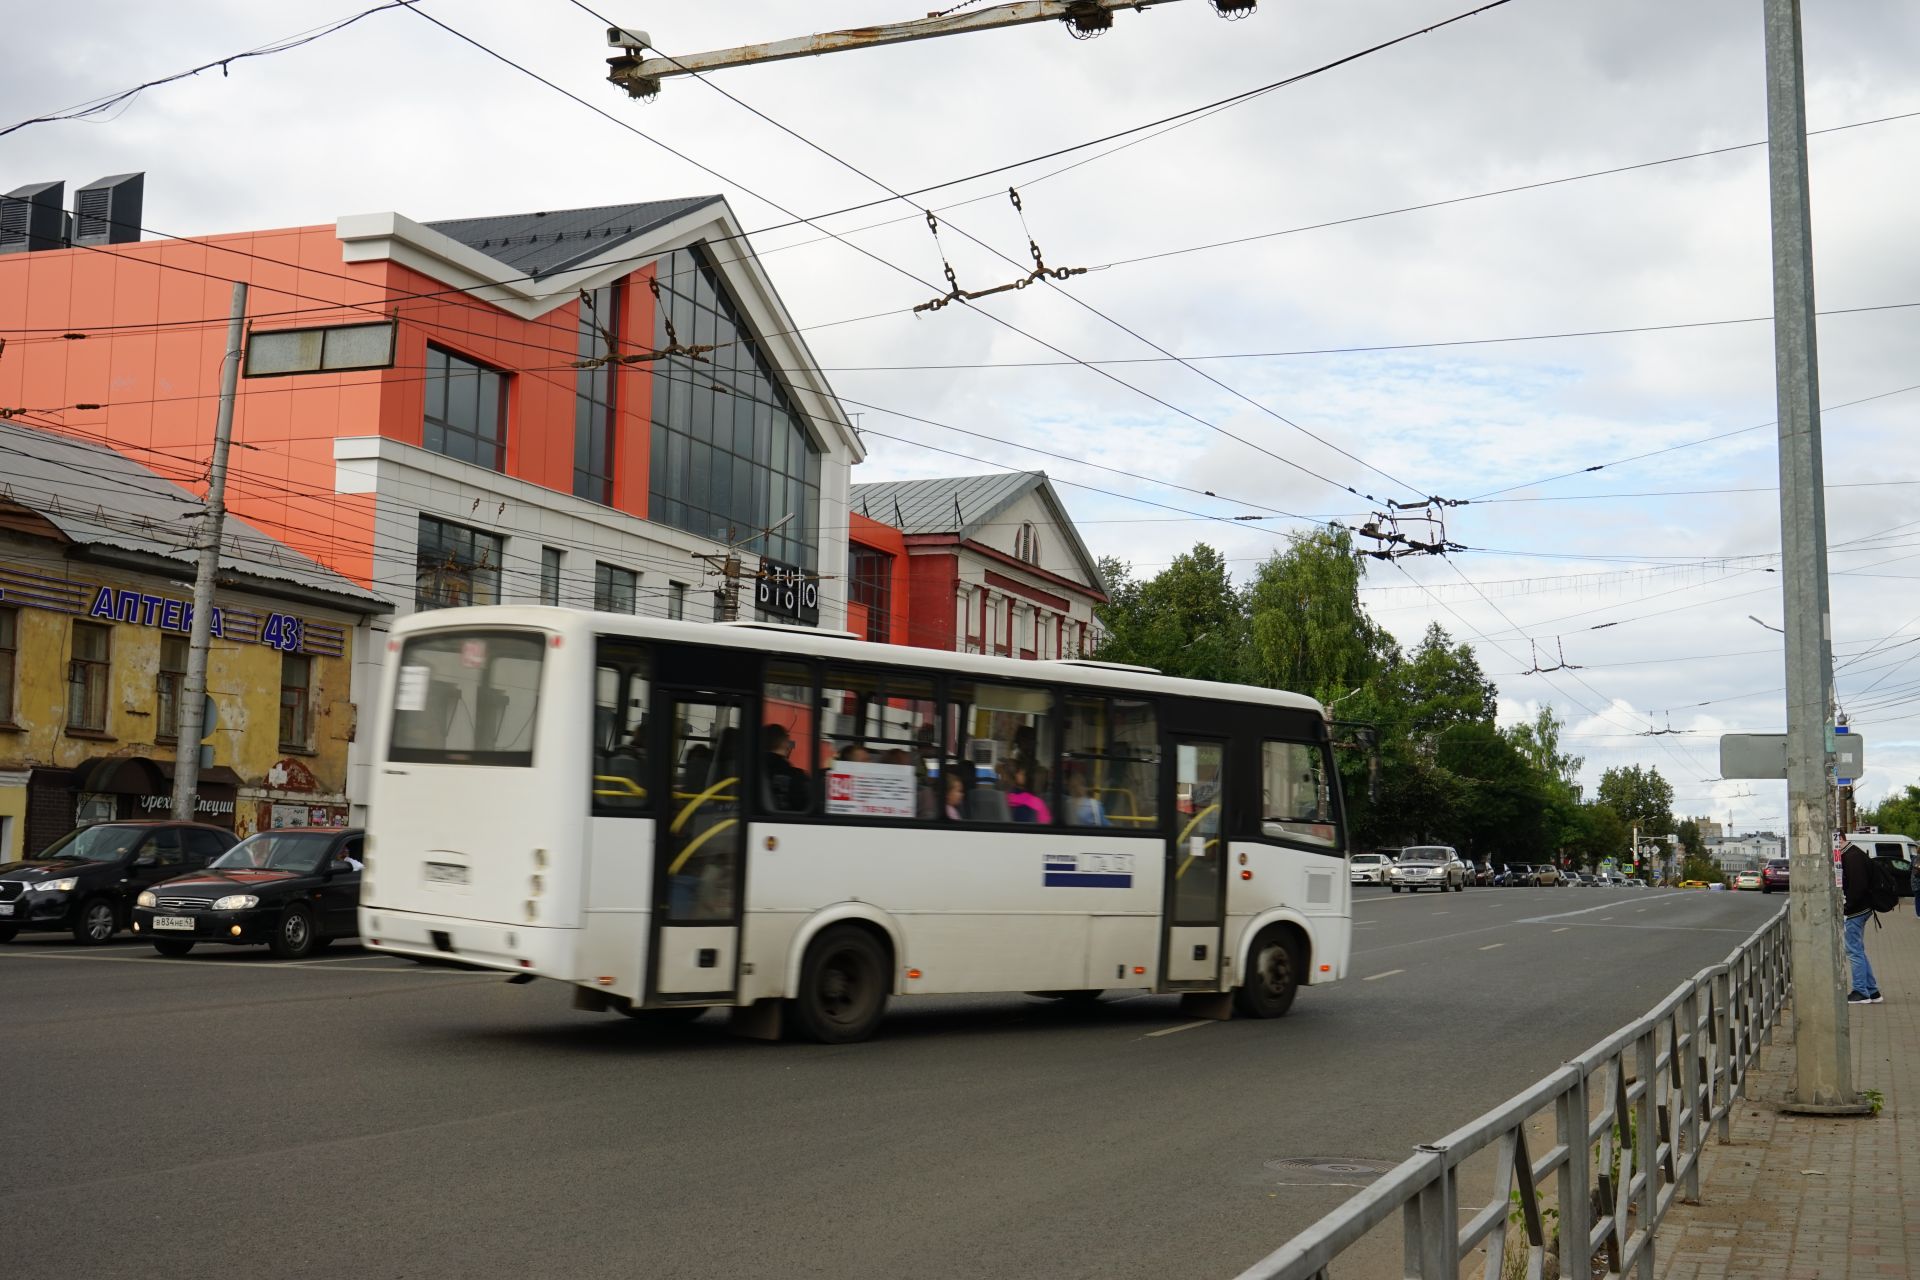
1676;817;1706;860
1094;546;1248;682
1569;803;1631;870
1595;764;1674;839
1243;528;1391;701
1862;784;1920;839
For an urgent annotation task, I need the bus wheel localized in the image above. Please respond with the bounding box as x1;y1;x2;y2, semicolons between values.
792;925;888;1044
1234;928;1301;1020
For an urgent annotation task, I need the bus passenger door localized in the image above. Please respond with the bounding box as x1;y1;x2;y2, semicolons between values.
650;693;747;1001
1164;738;1227;987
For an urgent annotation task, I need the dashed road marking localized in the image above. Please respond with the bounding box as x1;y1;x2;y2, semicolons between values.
1479;943;1505;951
1144;1020;1214;1038
1552;927;1571;933
1362;969;1405;981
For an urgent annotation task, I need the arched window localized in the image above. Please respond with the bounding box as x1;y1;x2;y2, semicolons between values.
1014;522;1040;564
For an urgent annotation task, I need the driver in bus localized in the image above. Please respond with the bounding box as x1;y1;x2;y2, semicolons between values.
762;723;811;812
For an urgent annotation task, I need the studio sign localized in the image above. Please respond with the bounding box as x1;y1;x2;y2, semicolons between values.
757;558;819;624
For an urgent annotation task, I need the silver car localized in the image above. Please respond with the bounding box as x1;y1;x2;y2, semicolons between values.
1349;852;1394;885
1388;845;1467;893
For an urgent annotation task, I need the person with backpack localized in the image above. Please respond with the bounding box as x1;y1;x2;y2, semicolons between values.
1840;842;1899;1003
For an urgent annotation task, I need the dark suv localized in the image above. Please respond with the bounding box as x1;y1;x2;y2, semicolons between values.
0;822;238;944
1760;858;1789;894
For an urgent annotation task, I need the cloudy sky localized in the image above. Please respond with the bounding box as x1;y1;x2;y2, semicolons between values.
8;0;1920;831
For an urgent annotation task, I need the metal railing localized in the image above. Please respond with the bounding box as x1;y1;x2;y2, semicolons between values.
1237;906;1790;1280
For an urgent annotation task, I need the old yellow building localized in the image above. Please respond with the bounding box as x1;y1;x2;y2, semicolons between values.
0;423;385;859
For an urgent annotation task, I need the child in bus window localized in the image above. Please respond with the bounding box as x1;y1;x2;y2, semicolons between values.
944;773;965;821
1006;762;1052;824
1065;772;1107;827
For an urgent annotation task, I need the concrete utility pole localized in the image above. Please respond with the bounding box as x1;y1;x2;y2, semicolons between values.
171;282;246;821
1761;0;1857;1111
604;0;1232;98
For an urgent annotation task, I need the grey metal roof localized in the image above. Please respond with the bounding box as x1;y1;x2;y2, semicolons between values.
0;421;384;611
849;470;1106;594
424;196;724;279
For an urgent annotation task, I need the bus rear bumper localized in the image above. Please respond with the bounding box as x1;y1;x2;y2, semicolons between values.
359;907;574;977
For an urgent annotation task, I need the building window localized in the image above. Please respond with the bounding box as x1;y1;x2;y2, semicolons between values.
540;547;563;606
244;321;396;377
67;621;110;733
0;607;14;724
647;245;821;576
595;563;638;614
423;345;508;470
1014;522;1040;564
416;516;503;611
848;546;893;644
668;581;687;620
280;653;312;751
156;634;188;740
574;284;621;505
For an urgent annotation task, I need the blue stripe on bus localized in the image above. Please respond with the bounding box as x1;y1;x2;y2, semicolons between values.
1043;871;1133;888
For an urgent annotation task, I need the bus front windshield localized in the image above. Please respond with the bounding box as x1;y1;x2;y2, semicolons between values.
390;630;545;767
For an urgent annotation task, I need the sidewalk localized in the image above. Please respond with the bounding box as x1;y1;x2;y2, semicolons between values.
1657;911;1920;1280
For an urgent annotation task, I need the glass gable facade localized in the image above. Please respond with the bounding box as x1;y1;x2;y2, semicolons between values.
647;245;819;572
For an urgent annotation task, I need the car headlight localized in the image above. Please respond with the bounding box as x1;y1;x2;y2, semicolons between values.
211;894;259;911
136;890;158;908
36;877;77;893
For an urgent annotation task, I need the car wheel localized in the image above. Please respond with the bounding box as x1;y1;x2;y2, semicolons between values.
1454;880;1464;892
269;905;317;959
1391;885;1402;893
790;925;889;1044
72;897;117;945
1234;928;1301;1019
152;940;195;958
1761;886;1771;895
0;925;16;943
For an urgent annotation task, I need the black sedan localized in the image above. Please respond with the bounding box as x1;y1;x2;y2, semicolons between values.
0;822;237;944
131;828;364;959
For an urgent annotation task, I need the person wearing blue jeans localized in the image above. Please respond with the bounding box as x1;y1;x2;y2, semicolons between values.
1840;844;1882;1003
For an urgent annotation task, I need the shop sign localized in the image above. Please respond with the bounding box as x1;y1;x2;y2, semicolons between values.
137;794;236;818
757;557;820;625
87;587;304;652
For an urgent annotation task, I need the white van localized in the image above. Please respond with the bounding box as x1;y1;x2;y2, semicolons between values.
1840;832;1916;897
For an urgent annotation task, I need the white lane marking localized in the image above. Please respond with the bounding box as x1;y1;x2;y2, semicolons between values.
1552;927;1571;933
1145;1020;1214;1038
1517;892;1688;925
1430;910;1450;916
1362;969;1405;981
1479;943;1505;951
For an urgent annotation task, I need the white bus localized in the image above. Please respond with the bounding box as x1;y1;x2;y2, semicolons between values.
362;607;1352;1043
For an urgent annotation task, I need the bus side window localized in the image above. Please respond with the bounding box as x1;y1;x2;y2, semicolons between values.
1259;740;1336;848
1061;696;1159;830
947;680;1054;824
762;661;814;814
593;639;651;814
819;665;938;821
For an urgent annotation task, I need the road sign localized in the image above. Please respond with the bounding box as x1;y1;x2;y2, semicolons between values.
1720;730;1863;781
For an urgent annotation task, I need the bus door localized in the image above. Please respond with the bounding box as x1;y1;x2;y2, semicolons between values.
650;691;747;1001
1164;737;1227;987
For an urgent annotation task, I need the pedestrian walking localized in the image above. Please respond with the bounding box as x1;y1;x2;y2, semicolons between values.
1840;842;1894;1003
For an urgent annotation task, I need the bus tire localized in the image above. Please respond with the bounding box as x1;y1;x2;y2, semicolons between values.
791;925;889;1044
1234;927;1302;1020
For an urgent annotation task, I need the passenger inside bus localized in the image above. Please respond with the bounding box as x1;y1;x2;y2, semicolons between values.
761;723;811;812
1064;771;1108;827
1006;762;1052;824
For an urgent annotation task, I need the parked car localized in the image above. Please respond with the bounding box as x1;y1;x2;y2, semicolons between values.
131;827;364;959
1349;851;1394;885
1534;865;1561;887
1760;858;1789;894
1471;862;1495;886
1733;869;1763;891
0;822;237;945
1388;845;1467;893
1565;872;1591;887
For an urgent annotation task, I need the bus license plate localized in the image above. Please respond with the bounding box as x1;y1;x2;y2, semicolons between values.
425;863;469;886
153;916;195;931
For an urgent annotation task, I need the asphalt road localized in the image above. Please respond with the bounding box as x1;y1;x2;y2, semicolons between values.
1;886;1779;1280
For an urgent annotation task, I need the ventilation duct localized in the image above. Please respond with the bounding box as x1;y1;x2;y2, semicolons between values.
73;172;144;246
0;180;64;255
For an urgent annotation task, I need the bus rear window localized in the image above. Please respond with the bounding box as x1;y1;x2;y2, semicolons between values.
390;631;545;766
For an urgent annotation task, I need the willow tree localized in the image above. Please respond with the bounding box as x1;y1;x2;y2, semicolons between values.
1243;527;1390;701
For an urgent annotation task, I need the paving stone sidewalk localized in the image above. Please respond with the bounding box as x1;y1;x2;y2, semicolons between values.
1657;909;1920;1280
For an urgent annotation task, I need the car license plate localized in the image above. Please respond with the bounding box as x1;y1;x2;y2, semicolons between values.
425;862;469;886
152;916;195;931
0;903;12;915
